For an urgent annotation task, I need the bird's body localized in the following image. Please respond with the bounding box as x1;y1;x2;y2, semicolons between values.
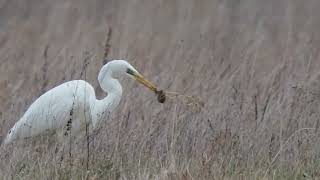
4;60;158;145
11;80;96;140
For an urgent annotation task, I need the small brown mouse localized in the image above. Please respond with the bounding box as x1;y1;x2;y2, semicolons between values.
155;90;166;103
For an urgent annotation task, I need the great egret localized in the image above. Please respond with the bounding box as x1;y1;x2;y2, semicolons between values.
3;60;159;145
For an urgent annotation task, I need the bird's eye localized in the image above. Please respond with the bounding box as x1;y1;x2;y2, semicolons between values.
8;130;11;134
126;68;135;76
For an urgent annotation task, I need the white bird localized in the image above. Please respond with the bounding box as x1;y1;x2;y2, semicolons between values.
3;60;158;145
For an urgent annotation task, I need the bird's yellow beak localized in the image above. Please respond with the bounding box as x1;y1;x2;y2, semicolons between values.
133;73;157;92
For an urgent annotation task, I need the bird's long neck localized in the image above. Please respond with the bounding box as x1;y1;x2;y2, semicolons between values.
92;74;122;128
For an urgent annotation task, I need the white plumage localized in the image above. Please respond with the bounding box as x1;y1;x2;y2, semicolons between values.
4;60;157;145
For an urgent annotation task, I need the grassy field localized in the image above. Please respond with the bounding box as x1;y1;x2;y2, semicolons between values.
1;0;320;179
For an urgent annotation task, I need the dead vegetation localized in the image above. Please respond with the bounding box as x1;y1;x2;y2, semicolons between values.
1;0;320;179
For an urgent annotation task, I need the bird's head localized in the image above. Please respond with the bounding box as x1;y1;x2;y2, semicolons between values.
98;60;157;92
3;125;18;145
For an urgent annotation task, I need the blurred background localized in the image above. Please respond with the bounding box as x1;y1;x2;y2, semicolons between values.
1;0;320;179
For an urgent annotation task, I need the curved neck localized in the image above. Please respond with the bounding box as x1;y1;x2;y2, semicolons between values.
92;74;122;128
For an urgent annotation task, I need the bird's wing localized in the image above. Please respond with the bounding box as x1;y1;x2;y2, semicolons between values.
17;80;94;138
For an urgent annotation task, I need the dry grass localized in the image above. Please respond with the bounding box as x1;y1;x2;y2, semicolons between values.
1;0;320;179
